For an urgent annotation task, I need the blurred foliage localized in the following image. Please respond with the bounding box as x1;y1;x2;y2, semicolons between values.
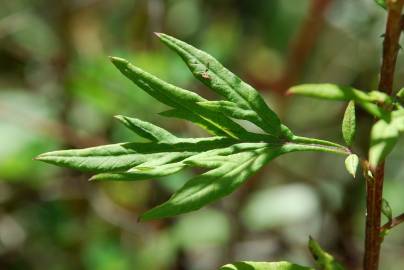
0;0;403;269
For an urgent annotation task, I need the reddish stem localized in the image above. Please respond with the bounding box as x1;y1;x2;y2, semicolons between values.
364;1;404;270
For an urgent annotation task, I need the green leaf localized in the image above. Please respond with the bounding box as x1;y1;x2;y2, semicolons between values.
140;141;348;220
155;33;283;137
344;154;359;178
341;101;356;146
110;56;248;139
369;109;404;167
197;101;259;122
368;91;393;105
219;261;313;270
381;198;393;222
159;108;250;140
396;89;404;109
90;162;186;181
140;145;272;220
37;35;350;220
114;115;178;143
35;137;235;172
288;84;367;101
397;88;404;100
374;0;387;9
288;84;389;119
308;237;345;270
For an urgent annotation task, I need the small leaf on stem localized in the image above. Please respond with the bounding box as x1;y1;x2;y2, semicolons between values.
369;110;404;167
344;154;359;178
381;198;393;223
342;101;356;146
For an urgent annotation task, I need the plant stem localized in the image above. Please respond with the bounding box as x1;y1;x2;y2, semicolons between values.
364;163;385;270
381;212;404;232
364;1;404;270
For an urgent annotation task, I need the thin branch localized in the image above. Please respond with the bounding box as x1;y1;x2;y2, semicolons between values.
364;1;404;270
381;213;404;232
378;0;404;95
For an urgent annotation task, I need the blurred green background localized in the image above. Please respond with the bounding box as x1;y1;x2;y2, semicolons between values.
0;0;403;269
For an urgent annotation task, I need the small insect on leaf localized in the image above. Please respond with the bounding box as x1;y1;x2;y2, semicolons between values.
200;62;211;79
344;154;359;179
342;101;356;146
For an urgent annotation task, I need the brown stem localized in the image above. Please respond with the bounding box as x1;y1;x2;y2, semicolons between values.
381;212;404;232
364;163;385;270
364;1;404;270
378;0;404;96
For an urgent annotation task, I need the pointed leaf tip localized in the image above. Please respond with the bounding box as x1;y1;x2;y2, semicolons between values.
34;154;48;161
155;33;282;136
345;154;359;178
154;32;162;37
113;115;125;121
109;56;128;67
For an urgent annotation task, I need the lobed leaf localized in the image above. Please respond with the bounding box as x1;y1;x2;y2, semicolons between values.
220;261;313;270
155;33;283;137
140;142;348;220
140;147;274;220
110;56;248;139
36;34;352;220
